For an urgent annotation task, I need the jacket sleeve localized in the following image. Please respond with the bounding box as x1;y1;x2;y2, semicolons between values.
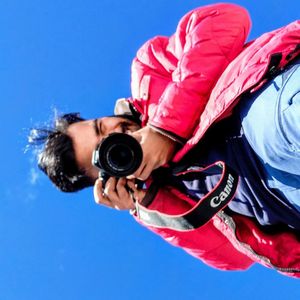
131;3;251;139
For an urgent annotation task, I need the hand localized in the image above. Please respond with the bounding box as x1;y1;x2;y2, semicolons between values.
128;126;177;180
93;177;146;210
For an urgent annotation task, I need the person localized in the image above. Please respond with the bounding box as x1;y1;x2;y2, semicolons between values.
29;3;300;278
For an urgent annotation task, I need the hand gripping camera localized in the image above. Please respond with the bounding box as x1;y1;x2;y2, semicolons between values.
92;133;143;181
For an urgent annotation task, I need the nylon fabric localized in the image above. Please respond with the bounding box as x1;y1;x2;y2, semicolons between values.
128;3;300;277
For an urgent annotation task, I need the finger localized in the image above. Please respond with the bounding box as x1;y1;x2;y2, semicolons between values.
115;177;129;198
104;177;134;210
93;178;103;204
126;180;138;192
126;181;138;202
115;178;136;209
103;177;118;198
93;179;113;207
136;162;154;181
127;161;146;180
127;180;146;203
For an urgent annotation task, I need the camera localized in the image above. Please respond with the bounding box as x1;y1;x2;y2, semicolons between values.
92;133;143;180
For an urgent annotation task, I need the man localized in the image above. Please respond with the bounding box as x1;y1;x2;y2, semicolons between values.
30;3;300;277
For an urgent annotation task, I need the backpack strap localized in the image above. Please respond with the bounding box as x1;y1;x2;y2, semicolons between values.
134;161;239;231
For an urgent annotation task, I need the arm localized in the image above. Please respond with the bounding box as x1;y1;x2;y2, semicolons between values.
128;3;251;179
131;3;251;139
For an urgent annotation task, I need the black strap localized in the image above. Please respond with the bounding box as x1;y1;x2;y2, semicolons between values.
266;53;282;78
134;161;239;231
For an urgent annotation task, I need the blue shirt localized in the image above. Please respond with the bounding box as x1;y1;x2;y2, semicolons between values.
181;114;300;231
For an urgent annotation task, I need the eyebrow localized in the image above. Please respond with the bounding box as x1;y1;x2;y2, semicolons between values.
93;119;100;136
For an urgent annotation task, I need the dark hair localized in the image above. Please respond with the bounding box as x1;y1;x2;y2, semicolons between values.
29;113;95;192
29;112;141;193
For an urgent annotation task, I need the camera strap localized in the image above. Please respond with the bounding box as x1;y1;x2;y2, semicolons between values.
134;161;239;231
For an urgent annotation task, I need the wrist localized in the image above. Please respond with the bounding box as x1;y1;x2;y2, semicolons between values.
147;124;185;145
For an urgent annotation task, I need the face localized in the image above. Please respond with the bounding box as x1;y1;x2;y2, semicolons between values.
67;116;140;180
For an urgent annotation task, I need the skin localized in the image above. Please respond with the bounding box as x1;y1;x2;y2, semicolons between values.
67;116;177;210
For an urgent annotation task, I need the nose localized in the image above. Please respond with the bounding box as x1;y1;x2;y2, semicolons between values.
100;117;121;136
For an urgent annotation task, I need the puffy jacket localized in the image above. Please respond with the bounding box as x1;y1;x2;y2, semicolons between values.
129;3;251;142
127;3;300;277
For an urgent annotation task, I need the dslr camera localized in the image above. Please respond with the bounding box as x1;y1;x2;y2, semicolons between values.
92;133;143;182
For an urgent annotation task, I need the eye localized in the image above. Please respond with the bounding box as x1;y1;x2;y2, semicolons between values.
98;119;102;135
96;119;104;136
122;121;134;133
93;118;102;136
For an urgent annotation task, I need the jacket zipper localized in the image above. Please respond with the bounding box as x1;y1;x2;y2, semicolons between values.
217;211;300;273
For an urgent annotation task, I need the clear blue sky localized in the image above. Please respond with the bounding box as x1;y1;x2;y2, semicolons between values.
1;0;300;299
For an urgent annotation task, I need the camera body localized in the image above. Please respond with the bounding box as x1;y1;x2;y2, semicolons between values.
92;133;143;181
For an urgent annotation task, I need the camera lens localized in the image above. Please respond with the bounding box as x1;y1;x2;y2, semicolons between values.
93;133;143;177
106;143;134;171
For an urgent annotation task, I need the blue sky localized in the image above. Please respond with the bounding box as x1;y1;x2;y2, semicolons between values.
1;0;300;299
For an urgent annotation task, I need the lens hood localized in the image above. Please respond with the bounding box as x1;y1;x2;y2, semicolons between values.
92;133;143;177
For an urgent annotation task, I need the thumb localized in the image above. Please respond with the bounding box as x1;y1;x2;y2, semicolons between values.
127;180;146;203
127;180;138;193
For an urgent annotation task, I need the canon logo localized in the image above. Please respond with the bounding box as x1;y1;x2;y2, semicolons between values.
210;174;235;208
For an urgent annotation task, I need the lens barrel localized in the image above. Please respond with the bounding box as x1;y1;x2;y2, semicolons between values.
92;133;143;177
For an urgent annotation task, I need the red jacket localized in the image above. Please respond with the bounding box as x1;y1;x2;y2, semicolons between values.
126;3;300;277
